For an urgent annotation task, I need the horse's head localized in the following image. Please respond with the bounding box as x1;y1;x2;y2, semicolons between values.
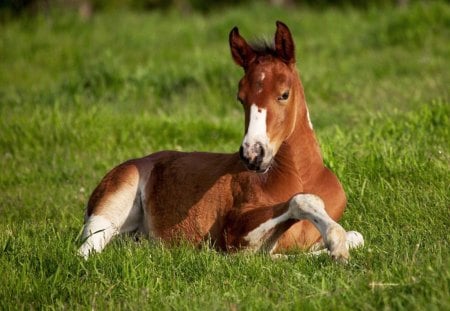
230;21;300;173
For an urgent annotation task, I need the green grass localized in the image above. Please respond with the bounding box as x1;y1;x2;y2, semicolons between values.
1;1;449;309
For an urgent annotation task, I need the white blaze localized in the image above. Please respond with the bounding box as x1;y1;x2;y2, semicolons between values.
257;72;266;94
243;104;269;149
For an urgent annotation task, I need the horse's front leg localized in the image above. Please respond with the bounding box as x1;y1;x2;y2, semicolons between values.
225;202;296;254
287;194;350;261
226;194;352;262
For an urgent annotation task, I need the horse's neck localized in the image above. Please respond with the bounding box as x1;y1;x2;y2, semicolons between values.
286;102;323;173
266;91;324;193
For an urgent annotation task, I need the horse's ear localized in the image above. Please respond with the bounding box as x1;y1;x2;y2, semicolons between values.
229;27;256;69
274;21;295;64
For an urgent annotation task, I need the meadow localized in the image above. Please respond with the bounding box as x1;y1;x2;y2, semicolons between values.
0;1;449;309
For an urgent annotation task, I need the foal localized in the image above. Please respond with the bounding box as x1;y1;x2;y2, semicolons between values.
79;21;363;261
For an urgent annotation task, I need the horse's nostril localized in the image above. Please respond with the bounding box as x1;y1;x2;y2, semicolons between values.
239;142;268;172
258;143;265;158
255;153;264;168
252;142;265;160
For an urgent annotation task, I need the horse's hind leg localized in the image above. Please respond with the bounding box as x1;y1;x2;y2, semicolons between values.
78;162;143;259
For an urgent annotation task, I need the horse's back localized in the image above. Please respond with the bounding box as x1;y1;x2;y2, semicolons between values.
142;151;243;244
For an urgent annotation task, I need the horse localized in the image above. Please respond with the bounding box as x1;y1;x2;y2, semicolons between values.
78;21;363;261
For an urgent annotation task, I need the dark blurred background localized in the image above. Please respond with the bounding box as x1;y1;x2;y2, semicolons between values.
0;0;420;21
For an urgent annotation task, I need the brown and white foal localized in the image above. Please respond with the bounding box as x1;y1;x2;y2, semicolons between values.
79;21;363;261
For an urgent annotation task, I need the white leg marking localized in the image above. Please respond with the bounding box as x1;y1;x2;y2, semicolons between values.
78;215;118;259
346;231;364;249
101;186;140;229
310;230;364;253
289;194;349;262
78;178;142;259
243;213;290;251
243;195;361;261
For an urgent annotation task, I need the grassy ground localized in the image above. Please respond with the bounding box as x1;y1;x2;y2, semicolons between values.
1;1;449;309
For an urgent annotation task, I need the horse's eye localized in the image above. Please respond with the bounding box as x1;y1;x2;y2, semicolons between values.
277;91;290;102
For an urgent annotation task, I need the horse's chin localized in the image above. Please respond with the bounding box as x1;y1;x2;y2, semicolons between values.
238;148;274;174
244;161;272;174
256;166;270;174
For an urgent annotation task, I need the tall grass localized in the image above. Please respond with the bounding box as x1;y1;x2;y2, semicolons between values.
0;1;449;309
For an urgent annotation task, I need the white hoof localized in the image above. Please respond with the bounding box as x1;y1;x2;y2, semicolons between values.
78;243;93;260
346;231;364;249
326;225;349;263
308;230;364;260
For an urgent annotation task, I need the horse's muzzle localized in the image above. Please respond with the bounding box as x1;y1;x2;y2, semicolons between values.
239;142;270;173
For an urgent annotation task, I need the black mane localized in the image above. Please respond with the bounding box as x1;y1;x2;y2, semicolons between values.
249;39;277;57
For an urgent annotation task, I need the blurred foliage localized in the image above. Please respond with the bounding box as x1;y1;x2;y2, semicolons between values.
367;2;450;47
1;0;445;21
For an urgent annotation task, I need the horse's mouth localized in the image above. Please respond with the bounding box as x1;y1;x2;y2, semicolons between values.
255;166;271;174
239;144;273;174
241;158;272;174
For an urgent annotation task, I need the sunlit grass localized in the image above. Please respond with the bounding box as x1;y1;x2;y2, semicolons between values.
0;2;449;309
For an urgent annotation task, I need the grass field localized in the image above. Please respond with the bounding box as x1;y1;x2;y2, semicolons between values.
1;1;449;309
